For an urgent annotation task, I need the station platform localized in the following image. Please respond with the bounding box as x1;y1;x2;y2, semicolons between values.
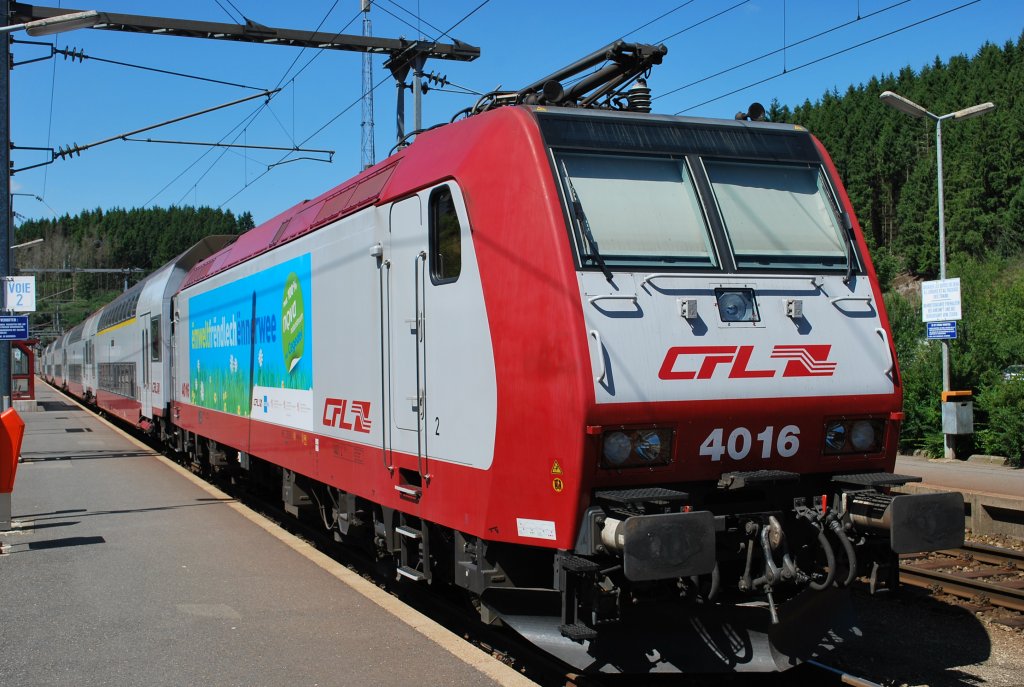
894;453;1024;539
0;383;531;687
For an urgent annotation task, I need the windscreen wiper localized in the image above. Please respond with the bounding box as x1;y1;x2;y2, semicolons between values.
841;211;856;285
560;161;614;283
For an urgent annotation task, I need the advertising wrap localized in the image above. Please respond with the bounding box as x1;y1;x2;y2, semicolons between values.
189;253;314;430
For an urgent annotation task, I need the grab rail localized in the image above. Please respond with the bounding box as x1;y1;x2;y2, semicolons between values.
875;328;894;377
641;273;822;289
589;330;607;384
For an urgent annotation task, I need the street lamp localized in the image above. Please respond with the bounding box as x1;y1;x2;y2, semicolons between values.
0;10;100;36
880;90;996;459
11;238;43;250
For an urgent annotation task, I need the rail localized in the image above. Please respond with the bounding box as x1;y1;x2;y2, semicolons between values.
899;543;1024;613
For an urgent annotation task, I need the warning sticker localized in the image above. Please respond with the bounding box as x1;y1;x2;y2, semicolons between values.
551;460;563;475
552;477;564;493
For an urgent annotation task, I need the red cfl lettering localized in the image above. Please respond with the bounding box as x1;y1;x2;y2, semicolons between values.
322;398;373;433
658;345;835;380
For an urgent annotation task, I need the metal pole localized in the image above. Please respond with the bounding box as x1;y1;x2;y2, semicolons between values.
1;0;12;412
936;117;947;283
395;77;404;146
413;54;425;133
0;1;7;531
360;0;375;170
1;492;10;531
935;116;954;460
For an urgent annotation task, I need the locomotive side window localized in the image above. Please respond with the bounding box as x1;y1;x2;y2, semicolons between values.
557;152;716;269
705;161;847;270
429;186;462;283
151;316;161;362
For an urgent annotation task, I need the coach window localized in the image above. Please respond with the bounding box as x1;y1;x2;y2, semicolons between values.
150;316;161;362
429;186;462;283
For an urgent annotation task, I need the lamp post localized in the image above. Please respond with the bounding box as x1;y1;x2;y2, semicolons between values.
880;90;995;459
1;4;99;414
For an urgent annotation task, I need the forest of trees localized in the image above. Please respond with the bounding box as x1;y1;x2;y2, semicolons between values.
14;34;1024;464
770;35;1024;465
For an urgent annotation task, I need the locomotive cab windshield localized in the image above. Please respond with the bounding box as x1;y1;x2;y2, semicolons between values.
543;110;860;276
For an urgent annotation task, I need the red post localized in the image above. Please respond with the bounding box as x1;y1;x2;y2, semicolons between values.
0;407;25;530
0;407;23;494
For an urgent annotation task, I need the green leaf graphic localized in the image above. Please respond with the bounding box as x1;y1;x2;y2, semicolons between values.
281;272;305;374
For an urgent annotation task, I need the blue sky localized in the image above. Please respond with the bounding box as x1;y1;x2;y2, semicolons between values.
10;0;1021;228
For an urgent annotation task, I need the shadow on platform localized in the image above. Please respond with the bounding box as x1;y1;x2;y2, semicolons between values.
19;498;236;523
20;449;156;463
26;535;106;551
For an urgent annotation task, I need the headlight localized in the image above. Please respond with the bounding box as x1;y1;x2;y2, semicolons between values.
634;430;664;462
822;418;885;455
603;432;632;466
601;427;675;469
715;288;759;323
824;422;847;452
850;421;876;451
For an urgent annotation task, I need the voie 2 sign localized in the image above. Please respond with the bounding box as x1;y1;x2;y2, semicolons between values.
4;277;35;313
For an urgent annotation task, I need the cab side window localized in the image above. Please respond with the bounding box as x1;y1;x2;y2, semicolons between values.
429;186;462;283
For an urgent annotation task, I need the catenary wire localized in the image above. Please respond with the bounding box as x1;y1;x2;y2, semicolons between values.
212;0;243;24
371;1;430;39
278;9;363;90
655;0;750;44
441;0;491;37
143;102;268;207
376;0;451;42
214;0;494;209
156;0;349;203
41;33;59;199
655;0;914;101
620;0;698;40
146;3;358;208
216;72;393;209
222;0;251;23
54;47;268;91
672;0;982;114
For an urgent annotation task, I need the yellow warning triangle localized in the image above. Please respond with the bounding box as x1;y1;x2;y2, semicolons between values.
551;460;563;475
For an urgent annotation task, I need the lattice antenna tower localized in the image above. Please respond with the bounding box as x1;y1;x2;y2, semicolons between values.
360;0;376;169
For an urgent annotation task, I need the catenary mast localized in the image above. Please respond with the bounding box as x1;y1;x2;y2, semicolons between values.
360;0;375;169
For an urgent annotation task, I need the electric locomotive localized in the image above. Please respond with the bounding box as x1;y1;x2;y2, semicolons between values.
44;42;964;674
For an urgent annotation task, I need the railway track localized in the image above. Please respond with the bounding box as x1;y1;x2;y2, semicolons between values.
899;543;1024;616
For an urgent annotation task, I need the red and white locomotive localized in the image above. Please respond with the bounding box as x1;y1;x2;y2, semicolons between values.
42;44;963;674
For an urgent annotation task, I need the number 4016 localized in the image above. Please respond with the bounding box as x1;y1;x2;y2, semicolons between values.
699;425;800;462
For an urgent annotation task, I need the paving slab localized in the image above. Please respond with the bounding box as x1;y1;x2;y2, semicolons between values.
0;383;530;687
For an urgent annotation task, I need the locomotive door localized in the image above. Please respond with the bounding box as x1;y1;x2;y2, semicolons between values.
387;196;428;476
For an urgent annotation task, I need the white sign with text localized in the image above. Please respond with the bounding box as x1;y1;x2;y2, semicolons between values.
921;278;961;322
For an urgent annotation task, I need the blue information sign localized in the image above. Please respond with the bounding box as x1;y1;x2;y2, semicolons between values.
0;315;29;340
926;321;957;340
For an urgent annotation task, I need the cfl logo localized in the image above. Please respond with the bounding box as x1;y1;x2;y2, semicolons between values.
323;398;373;433
658;344;837;380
